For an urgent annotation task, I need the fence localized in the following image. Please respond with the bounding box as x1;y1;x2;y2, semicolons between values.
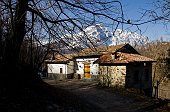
158;84;170;100
153;80;170;100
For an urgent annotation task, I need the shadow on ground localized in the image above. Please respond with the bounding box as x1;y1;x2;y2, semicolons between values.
45;79;170;112
0;79;104;112
0;78;169;112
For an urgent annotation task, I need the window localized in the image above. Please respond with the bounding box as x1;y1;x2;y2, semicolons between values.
60;68;63;74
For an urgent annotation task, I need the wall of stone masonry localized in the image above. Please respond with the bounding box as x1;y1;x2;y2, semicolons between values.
99;65;126;87
99;62;152;95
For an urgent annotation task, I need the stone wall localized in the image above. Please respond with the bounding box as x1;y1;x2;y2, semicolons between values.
158;81;170;100
99;65;126;87
98;63;153;97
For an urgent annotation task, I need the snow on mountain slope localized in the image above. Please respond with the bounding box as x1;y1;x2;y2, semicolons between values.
59;24;148;51
78;24;112;46
60;24;112;49
80;24;148;46
112;29;148;46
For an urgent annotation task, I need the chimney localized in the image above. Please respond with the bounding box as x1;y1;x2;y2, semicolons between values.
112;52;120;60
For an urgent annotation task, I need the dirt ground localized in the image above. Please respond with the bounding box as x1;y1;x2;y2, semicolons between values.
44;79;169;112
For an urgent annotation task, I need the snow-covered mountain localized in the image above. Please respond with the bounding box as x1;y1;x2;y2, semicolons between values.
57;24;148;53
75;24;148;47
60;24;112;49
81;24;112;46
112;29;148;46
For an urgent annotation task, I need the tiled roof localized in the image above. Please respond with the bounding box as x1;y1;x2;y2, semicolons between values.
46;44;127;63
95;52;155;64
77;44;127;56
45;54;75;63
119;52;155;62
55;54;73;61
46;44;154;64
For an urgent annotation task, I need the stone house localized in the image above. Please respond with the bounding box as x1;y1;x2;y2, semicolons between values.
73;44;134;80
45;44;155;95
95;52;154;96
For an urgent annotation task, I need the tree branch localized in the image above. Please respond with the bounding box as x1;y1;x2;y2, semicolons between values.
27;7;77;24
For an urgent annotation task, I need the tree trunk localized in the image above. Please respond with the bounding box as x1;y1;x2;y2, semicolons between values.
3;0;28;83
0;19;2;58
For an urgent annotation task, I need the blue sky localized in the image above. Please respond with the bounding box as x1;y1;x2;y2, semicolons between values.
120;0;170;41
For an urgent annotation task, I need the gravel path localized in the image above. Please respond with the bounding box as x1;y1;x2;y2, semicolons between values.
45;79;158;112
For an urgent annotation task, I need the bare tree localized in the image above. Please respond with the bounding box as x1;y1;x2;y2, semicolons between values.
154;0;170;22
140;0;170;82
142;0;170;24
138;40;170;83
0;0;160;84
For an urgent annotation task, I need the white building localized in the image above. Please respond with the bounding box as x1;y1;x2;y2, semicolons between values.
45;44;155;96
74;57;99;80
45;54;74;80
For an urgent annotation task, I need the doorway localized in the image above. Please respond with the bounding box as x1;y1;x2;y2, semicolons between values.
84;63;90;79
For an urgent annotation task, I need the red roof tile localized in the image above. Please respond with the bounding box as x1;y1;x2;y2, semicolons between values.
46;44;154;64
95;52;155;64
77;44;127;56
118;52;155;62
45;54;75;63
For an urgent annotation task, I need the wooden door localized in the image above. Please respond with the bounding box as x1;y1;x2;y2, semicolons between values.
84;63;90;78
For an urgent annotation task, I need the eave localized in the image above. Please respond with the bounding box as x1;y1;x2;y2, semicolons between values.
45;60;69;64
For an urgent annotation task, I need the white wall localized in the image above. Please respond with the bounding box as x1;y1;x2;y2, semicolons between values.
47;61;74;75
47;64;67;74
67;61;74;74
75;58;99;76
90;63;99;76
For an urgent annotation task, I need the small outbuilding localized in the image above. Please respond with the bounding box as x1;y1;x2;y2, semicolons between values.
45;54;74;80
94;45;155;96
